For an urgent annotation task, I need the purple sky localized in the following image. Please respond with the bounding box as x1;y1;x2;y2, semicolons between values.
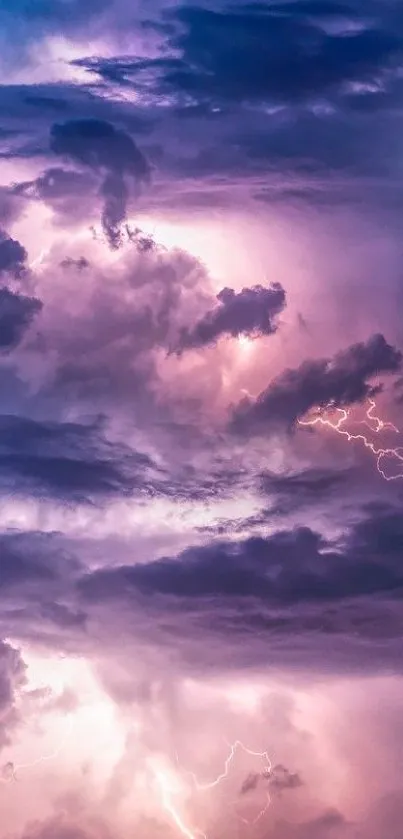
0;2;403;839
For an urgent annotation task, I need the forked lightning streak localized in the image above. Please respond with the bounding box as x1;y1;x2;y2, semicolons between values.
157;740;272;839
298;399;403;480
0;716;74;785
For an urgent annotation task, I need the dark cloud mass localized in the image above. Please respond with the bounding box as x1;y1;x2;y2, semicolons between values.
0;230;27;275
0;415;157;501
50;119;150;246
122;3;403;107
0;287;42;351
240;763;303;796
176;281;286;351
78;508;403;611
233;333;402;432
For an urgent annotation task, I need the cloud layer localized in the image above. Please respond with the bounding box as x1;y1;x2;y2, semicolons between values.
0;2;402;839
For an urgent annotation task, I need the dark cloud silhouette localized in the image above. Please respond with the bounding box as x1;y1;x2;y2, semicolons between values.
50;120;150;247
240;772;261;795
0;287;42;352
78;506;403;608
0;230;27;275
135;4;403;107
269;764;303;793
240;763;302;796
232;334;402;433
0;506;402;671
0;414;158;502
176;282;286;351
259;467;350;515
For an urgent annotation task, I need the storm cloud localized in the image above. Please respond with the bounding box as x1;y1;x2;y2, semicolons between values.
233;333;402;432
176;282;286;351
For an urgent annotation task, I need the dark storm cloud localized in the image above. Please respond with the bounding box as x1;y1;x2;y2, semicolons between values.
0;0;108;24
232;334;402;433
0;230;27;275
79;509;403;607
131;3;403;107
71;504;403;673
64;0;403;193
176;282;286;351
0;532;58;589
259;467;350;515
50;120;149;177
50;120;150;247
0;288;42;352
0;410;245;505
1;506;403;671
0;414;159;502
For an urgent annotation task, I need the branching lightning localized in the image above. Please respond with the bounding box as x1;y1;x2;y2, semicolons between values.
186;740;272;792
155;769;206;839
236;791;271;826
298;399;403;480
0;715;74;786
156;740;272;839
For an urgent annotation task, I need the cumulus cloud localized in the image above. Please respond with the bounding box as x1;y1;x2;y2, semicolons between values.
24;235;214;422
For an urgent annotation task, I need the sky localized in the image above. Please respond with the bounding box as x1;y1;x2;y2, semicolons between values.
0;1;403;838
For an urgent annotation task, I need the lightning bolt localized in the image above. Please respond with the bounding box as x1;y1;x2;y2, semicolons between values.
0;714;74;786
298;399;403;480
236;792;271;826
186;740;272;792
155;768;206;839
157;740;272;838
